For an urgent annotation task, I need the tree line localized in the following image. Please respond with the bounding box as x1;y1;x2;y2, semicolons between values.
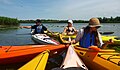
0;16;120;25
19;19;88;23
98;16;120;23
19;16;120;23
0;16;19;26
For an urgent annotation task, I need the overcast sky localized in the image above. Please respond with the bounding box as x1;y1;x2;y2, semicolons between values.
0;0;120;20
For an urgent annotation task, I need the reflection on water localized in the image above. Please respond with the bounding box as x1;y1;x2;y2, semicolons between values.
0;25;34;46
0;23;120;46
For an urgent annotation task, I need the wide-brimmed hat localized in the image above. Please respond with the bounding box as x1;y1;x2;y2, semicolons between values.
88;18;102;27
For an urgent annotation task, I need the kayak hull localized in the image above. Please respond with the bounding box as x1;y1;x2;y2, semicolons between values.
74;46;120;70
0;45;67;65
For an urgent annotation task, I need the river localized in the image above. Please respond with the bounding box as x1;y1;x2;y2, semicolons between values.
0;23;120;46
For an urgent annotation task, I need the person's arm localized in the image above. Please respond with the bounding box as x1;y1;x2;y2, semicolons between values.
42;25;53;34
42;25;51;33
101;39;114;49
20;26;31;29
98;32;114;49
73;27;78;34
73;27;77;31
71;29;84;44
62;27;67;35
42;25;47;31
47;29;53;34
97;32;104;48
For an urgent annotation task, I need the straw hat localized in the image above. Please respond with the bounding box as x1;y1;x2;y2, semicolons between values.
88;18;102;27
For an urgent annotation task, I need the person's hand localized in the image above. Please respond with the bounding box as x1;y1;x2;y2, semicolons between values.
19;26;23;29
65;43;70;47
51;32;54;36
62;32;66;35
70;40;76;44
106;39;114;44
49;31;55;36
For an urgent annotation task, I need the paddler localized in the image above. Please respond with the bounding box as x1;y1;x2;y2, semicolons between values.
20;19;52;34
62;20;77;35
71;18;113;49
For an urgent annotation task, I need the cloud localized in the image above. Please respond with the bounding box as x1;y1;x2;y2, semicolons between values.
50;0;120;19
0;0;119;20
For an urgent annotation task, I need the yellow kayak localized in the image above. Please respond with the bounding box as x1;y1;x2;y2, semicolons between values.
59;33;120;45
47;32;60;38
59;34;79;46
59;34;76;44
74;46;120;70
102;36;120;45
19;50;49;70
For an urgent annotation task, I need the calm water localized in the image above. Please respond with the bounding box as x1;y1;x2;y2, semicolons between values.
0;23;120;46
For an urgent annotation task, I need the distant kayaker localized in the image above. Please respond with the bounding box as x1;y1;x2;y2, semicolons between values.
71;18;113;49
62;20;77;35
20;19;51;34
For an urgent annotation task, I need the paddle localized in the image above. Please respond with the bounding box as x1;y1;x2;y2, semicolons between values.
5;46;12;52
47;31;59;37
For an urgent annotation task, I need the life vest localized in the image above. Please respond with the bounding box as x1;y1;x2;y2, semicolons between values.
76;28;103;48
79;31;97;48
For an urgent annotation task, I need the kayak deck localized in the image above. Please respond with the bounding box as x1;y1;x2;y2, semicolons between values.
0;45;67;65
74;46;120;70
19;50;49;70
32;34;59;45
98;53;120;65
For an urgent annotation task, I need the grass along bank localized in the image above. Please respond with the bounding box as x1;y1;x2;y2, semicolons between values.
0;16;19;26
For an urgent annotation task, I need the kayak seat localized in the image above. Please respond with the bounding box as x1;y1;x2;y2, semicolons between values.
114;37;120;40
43;38;50;40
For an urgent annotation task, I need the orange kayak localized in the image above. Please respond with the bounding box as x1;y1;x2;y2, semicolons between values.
75;46;120;70
0;45;67;65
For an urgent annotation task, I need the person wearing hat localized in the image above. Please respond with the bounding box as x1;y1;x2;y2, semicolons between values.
20;19;48;34
71;18;113;49
62;20;77;35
